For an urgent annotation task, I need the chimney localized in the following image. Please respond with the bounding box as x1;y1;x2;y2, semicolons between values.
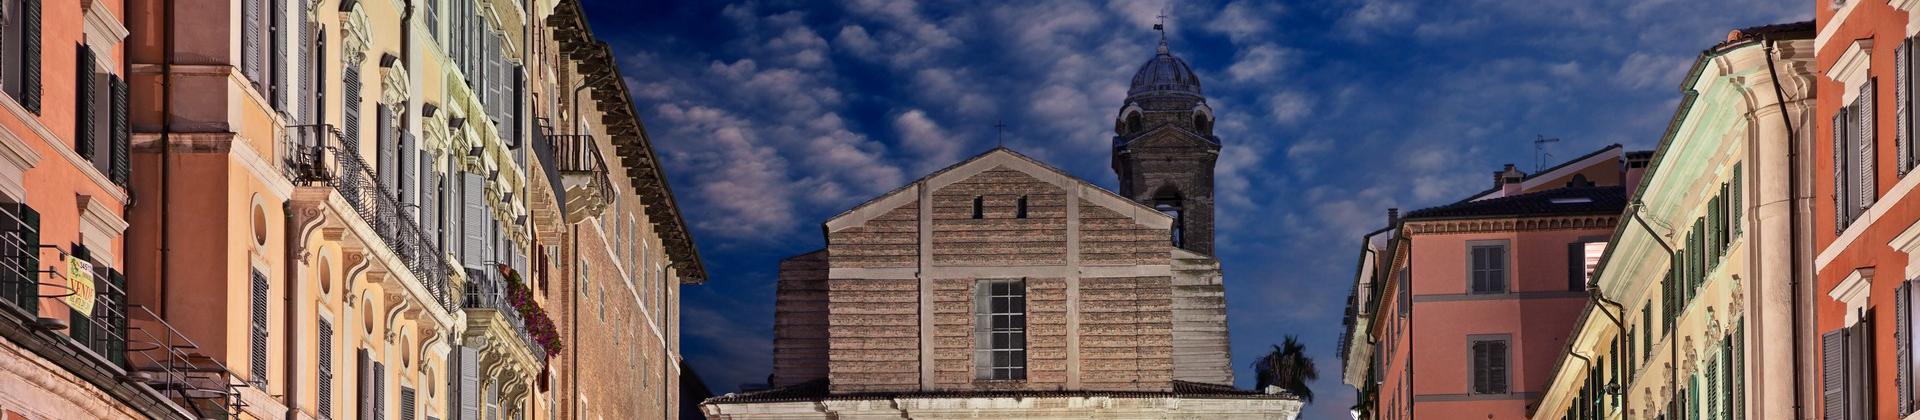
1387;208;1400;227
1494;164;1526;196
1624;151;1654;198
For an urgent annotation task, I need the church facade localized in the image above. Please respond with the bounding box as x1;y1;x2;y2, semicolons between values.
700;37;1301;419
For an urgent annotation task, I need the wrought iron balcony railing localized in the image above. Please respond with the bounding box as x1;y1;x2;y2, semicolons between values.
0;203;246;418
461;268;546;358
283;124;454;312
546;134;614;222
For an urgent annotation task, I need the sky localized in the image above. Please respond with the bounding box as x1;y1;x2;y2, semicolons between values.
579;0;1809;418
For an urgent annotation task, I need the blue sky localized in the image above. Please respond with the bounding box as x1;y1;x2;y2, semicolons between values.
581;0;1808;417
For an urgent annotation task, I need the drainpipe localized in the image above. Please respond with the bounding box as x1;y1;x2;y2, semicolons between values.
1566;351;1594;416
1586;282;1627;415
158;0;176;322
1762;38;1810;419
1629;204;1678;418
282;200;303;419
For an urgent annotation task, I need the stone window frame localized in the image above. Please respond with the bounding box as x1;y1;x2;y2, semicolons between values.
1468;333;1512;395
1465;239;1510;294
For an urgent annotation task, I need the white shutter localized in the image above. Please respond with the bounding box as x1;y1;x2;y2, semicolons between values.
1900;39;1913;176
463;171;486;269
459;345;480;420
1858;80;1878;214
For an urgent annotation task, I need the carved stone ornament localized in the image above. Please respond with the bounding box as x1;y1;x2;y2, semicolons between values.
339;3;373;64
381;63;410;107
1706;308;1722;339
1729;274;1745;318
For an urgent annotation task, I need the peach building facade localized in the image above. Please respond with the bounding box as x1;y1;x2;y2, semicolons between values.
1343;147;1629;420
0;0;703;419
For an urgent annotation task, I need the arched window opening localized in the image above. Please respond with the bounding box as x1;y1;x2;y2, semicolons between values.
1194;114;1211;135
1016;195;1029;219
972;196;984;219
1153;187;1184;248
1126;112;1143;134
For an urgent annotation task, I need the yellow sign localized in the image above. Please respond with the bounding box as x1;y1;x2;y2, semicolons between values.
64;256;95;315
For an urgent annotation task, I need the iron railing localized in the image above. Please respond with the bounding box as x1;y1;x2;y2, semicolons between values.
550;134;612;190
462;268;546;358
0;203;246;418
284;124;454;312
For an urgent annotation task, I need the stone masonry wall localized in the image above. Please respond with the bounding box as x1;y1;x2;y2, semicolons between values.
770;251;829;387
1078;276;1175;391
930;168;1067;266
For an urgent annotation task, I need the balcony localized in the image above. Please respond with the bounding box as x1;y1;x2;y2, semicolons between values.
283;124;454;312
546;134;613;223
0;202;247;419
461;267;548;360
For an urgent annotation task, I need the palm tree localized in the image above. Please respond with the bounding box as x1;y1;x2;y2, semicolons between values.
1252;335;1320;403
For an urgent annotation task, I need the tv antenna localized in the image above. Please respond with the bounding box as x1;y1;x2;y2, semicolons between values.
1533;135;1560;172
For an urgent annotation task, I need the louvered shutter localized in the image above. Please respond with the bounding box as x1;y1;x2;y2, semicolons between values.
318;319;334;419
401;386;417;420
1859;80;1879;214
343;66;362;149
374;361;386;420
1736;320;1747;420
1489;341;1507;394
74;45;93;159
1903;282;1914;416
1902;40;1914;176
17;0;36;114
377;105;397;195
359;349;374;420
270;0;288;112
241;0;263;91
402;133;417;214
109;75;127;185
1825;328;1849;420
300;21;317;124
462;172;486;269
249;270;269;386
420;150;437;248
1708;354;1721;419
459;345;480;420
1567;242;1583;291
1835;109;1850;233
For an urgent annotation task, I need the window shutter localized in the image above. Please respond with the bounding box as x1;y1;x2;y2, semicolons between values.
318;319;334;420
74;45;94;159
377;105;397;194
1736;320;1747;420
300;22;318;124
1903;40;1914;177
1708;355;1720;419
109;75;128;185
358;349;374;420
242;0;265;91
1902;282;1914;416
270;0;288;112
374;361;386;420
249;270;270;386
1835;109;1850;233
1859;79;1879;213
343;66;362;150
420;150;437;248
459;345;480;420
401;132;416;213
1824;328;1849;420
1489;340;1507;394
18;0;37;114
401;386;417;420
462;172;486;269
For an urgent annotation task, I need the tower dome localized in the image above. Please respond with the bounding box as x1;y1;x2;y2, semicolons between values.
1127;39;1203;97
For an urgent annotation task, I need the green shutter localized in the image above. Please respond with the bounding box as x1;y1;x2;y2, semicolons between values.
19;0;39;114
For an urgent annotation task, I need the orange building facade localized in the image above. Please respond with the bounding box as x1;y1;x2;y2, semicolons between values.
1814;0;1920;419
1343;148;1630;420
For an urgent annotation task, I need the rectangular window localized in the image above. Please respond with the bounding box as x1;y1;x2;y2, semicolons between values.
1470;335;1509;394
1823;320;1873;420
974;279;1026;380
1899;281;1920;415
1836;79;1879;233
1468;242;1507;294
971;196;984;219
1016;195;1028;219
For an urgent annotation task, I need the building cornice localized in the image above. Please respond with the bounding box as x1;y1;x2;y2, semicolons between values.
1401;214;1617;236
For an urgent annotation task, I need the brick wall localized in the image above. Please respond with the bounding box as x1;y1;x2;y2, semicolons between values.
930;169;1067;266
1079;276;1174;391
770;251;828;387
825;277;920;392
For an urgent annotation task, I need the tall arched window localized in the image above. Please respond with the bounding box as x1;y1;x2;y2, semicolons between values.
1126;112;1143;134
1154;186;1183;248
1193;114;1212;135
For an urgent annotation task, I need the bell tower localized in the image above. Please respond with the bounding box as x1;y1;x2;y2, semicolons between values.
1112;30;1220;256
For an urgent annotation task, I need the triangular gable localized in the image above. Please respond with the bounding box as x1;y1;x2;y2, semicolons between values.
1114;124;1218;149
824;148;1173;232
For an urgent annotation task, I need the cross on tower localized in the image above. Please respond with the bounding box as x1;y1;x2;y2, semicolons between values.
1154;7;1168;40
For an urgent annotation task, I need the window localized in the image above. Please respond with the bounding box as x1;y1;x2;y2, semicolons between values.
0;0;41;113
1015;195;1028;219
1898;281;1920;416
1823;319;1872;420
1899;37;1919;177
1470;336;1509;394
1567;240;1605;291
1833;78;1877;233
318;318;334;419
974;279;1026;380
971;196;983;219
1468;242;1507;294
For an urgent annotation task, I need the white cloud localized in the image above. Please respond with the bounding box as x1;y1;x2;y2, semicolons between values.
894;109;964;171
835;25;879;59
1207;0;1284;42
1227;44;1293;82
1614;52;1690;90
1266;91;1313;125
1339;0;1416;39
